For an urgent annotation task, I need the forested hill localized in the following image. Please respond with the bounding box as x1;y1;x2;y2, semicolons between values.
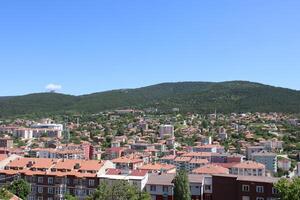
0;81;300;117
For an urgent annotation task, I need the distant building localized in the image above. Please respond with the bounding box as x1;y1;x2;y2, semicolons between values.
252;150;277;173
0;137;13;148
246;146;264;160
278;158;291;172
229;161;266;176
159;125;174;138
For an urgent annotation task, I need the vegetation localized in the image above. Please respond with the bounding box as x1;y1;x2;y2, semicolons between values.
88;180;151;200
1;81;300;118
174;170;191;200
0;187;13;200
65;194;78;200
275;178;300;200
7;179;31;199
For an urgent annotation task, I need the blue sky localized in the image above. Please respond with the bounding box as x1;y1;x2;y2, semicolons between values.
0;0;299;96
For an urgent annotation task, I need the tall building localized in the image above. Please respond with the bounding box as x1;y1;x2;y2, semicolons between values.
159;125;174;138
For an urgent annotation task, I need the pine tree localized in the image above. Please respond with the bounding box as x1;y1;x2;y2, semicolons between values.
174;170;191;200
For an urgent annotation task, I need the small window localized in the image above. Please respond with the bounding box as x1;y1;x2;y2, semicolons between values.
150;185;156;192
48;187;53;194
38;186;43;193
89;179;95;186
256;186;264;193
256;198;264;200
242;185;250;192
48;177;53;184
272;187;278;194
38;177;44;184
163;186;168;193
205;185;211;190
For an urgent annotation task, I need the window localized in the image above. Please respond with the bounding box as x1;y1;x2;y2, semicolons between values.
242;196;250;200
242;185;250;192
88;189;94;195
150;185;156;192
272;187;278;194
38;177;44;183
256;198;264;200
48;187;53;194
89;179;95;186
38;186;43;193
256;186;264;193
205;185;211;191
163;186;168;193
48;177;53;184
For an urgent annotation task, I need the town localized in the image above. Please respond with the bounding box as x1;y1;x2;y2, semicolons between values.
0;110;299;200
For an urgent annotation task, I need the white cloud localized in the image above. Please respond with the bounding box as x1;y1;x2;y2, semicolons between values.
45;83;62;92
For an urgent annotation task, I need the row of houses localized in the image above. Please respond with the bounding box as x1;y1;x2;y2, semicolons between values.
0;155;279;200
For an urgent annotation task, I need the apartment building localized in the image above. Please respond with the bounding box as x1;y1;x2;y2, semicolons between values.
212;174;279;200
229;161;266;176
0;157;113;200
252;151;277;173
145;173;206;200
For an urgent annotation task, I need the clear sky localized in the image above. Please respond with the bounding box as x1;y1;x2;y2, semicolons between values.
0;0;300;96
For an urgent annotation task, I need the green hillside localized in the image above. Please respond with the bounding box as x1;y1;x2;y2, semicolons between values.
0;81;300;117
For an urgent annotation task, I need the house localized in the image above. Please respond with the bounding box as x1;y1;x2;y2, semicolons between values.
277;157;291;172
99;169;149;191
229;161;266;176
112;156;144;170
212;174;279;200
145;173;206;200
246;146;264;160
252;151;277;173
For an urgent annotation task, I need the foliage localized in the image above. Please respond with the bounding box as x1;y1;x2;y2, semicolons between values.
65;194;78;200
0;187;13;200
275;178;300;200
7;178;30;199
88;180;151;200
1;81;300;118
174;170;191;200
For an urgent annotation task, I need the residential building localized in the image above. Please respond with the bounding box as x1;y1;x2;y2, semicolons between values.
229;161;266;176
252;151;277;173
212;174;279;200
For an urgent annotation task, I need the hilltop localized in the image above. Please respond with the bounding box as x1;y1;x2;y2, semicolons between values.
0;81;300;117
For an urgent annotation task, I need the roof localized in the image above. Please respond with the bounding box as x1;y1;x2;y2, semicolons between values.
188;174;205;183
252;150;277;157
160;155;176;160
231;161;265;169
174;157;192;162
192;164;229;175
112;157;143;164
181;152;212;157
189;158;209;164
147;174;176;186
139;163;176;171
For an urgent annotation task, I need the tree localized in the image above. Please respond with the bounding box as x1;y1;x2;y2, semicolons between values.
7;178;30;199
0;187;13;200
275;178;300;200
65;194;78;200
88;180;151;200
174;170;191;200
